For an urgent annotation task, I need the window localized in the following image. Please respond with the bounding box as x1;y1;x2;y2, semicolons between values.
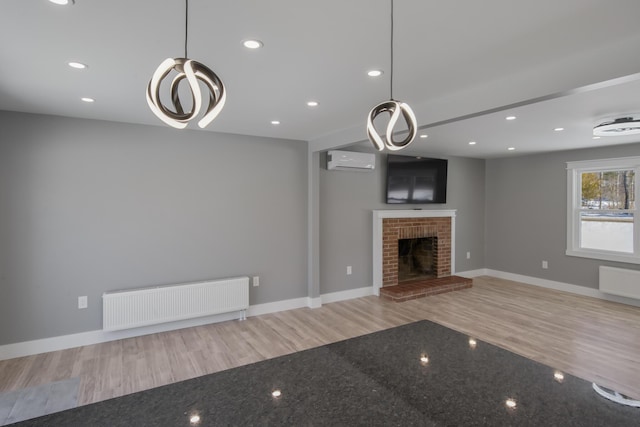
567;156;639;264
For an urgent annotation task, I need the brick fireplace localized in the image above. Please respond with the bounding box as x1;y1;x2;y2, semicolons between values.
372;210;471;301
382;217;451;287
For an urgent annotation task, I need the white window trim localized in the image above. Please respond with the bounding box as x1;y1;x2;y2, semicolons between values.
566;156;640;264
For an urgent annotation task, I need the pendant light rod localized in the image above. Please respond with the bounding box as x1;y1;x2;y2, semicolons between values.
184;0;189;58
390;0;394;100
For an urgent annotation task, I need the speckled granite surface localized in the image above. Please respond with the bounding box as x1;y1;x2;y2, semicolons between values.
10;320;639;426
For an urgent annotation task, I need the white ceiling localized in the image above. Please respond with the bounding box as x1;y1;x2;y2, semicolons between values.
2;0;640;158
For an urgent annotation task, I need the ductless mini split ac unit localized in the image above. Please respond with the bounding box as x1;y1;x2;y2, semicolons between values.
327;150;376;171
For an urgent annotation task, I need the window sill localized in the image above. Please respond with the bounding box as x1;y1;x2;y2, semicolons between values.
566;249;640;265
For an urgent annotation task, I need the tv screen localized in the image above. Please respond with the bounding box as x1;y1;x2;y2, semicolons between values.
386;155;448;204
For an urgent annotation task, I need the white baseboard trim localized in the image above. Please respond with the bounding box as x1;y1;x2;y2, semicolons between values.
247;297;309;317
307;296;322;309
486;269;640;308
321;286;373;304
455;269;488;278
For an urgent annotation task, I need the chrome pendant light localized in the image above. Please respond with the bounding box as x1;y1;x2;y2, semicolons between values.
146;0;226;129
367;0;417;151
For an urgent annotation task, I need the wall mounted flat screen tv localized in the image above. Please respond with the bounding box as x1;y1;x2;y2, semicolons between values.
386;155;448;204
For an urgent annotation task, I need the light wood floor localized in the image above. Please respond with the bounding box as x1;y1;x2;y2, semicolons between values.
1;276;640;407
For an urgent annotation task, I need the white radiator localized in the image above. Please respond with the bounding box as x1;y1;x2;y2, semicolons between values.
599;266;640;300
103;276;249;331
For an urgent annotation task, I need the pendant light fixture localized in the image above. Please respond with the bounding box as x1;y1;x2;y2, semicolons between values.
367;0;417;151
146;0;226;129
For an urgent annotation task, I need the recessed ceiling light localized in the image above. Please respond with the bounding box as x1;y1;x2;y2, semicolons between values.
49;0;74;5
468;338;477;348
367;70;383;77
505;399;517;409
272;390;282;398
593;136;601;139
68;61;87;69
242;39;263;49
554;371;565;382
81;97;95;103
419;354;429;364
271;120;280;125
468;141;476;145
307;101;319;107
419;134;428;139
554;127;564;132
189;415;201;424
505;116;516;121
507;147;515;151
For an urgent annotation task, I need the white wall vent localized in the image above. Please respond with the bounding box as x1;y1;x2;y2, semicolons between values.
327;150;376;171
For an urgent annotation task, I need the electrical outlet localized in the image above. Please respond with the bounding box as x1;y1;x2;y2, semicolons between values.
78;296;88;309
542;260;548;269
466;251;471;259
253;276;260;287
347;266;352;275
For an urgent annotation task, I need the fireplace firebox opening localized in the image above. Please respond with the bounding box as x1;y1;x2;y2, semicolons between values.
398;237;437;283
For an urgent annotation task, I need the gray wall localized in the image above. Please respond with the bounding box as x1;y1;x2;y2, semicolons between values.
0;111;308;345
319;152;486;294
485;142;640;288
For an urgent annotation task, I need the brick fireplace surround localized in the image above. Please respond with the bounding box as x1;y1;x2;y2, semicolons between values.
372;210;472;301
383;217;451;287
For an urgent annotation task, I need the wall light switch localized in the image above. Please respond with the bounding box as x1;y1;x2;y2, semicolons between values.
78;296;88;309
253;276;260;287
466;252;471;259
542;260;548;269
347;266;352;275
